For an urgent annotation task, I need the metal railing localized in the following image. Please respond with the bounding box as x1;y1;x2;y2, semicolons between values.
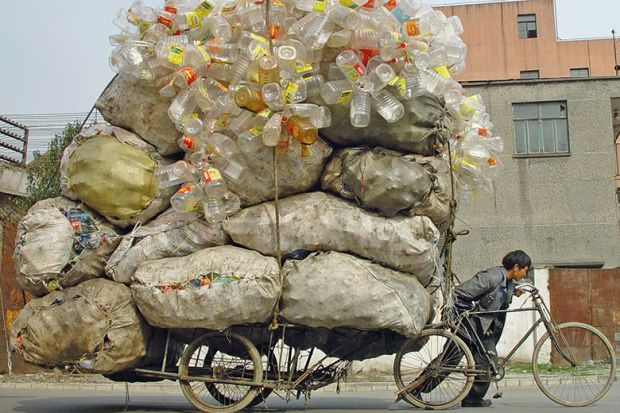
0;116;28;165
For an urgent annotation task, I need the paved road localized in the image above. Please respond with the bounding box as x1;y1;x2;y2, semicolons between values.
1;383;618;412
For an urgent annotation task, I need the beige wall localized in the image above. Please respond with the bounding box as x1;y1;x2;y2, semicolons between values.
437;0;618;80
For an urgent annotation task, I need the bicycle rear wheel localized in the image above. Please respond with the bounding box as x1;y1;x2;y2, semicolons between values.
532;322;616;407
394;328;475;410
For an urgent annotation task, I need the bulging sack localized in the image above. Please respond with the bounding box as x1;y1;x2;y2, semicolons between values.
281;251;433;337
106;208;230;284
95;74;182;156
223;192;439;277
319;93;454;156
131;246;280;330
227;138;333;207
60;124;176;228
13;197;120;296
322;148;452;228
9;279;151;374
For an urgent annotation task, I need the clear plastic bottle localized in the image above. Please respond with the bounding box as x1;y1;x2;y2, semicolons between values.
182;116;204;136
336;49;366;82
321;79;354;104
258;55;280;85
193;77;228;112
275;46;297;79
238;129;265;154
284;78;308;103
252;107;273;129
204;40;239;63
287;12;319;37
390;0;422;24
283;103;332;128
155;163;186;188
202;197;226;223
228;110;254;137
328;3;360;30
303;74;324;98
229;54;251;86
170;183;205;213
168;89;196;124
304;14;335;51
207;14;233;41
178;134;207;152
327;63;346;80
262;83;285;111
263;112;283;147
348;29;381;51
205;61;233;82
372;89;404;123
295;0;329;12
350;88;371;127
327;30;353;48
360;63;395;93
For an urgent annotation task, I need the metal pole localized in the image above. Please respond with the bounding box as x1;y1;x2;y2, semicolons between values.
613;29;619;76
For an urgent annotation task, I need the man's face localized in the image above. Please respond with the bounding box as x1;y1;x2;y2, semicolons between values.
514;265;529;281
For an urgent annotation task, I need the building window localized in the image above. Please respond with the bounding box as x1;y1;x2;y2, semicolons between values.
520;70;540;79
513;102;569;156
518;14;537;39
570;68;589;77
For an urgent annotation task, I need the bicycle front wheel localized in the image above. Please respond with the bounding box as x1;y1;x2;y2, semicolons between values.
532;322;616;407
394;328;475;410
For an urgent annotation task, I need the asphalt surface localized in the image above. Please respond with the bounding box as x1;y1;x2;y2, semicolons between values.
0;382;618;413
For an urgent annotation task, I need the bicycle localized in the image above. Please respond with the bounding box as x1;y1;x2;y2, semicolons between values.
393;283;616;409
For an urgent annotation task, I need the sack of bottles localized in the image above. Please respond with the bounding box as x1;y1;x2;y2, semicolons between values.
9;279;153;374
13;197;120;296
105;207;230;284
60;124;177;228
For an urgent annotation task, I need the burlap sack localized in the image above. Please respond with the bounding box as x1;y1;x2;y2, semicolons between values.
13;197;120;296
9;279;151;374
281;251;433;335
319;93;454;156
131;246;280;330
106;208;230;284
223;192;440;276
60;124;176;228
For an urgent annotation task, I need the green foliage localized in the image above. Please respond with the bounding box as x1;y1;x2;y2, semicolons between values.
11;122;81;219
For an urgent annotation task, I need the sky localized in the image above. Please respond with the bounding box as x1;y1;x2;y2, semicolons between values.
1;0;619;115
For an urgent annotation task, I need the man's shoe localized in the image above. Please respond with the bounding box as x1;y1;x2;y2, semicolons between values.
461;398;492;407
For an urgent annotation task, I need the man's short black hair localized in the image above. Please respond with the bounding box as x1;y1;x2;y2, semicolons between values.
502;250;532;270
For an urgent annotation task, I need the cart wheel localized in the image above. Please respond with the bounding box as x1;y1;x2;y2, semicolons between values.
394;328;475;410
179;332;263;413
204;347;278;408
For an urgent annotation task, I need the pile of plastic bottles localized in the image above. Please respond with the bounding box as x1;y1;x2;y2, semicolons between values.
109;0;504;211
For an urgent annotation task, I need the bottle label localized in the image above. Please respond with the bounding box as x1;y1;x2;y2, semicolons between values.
250;33;269;45
313;0;327;12
344;63;365;82
157;15;174;28
405;20;421;37
273;0;286;6
178;183;195;193
336;88;353;104
185;12;201;28
384;0;397;11
196;45;212;66
251;44;270;59
181;136;195;150
339;0;359;9
394;77;407;95
180;67;197;85
295;63;314;74
164;6;178;14
168;45;184;66
269;23;281;39
249;127;262;136
202;168;223;183
434;65;451;79
285;83;300;101
195;1;215;17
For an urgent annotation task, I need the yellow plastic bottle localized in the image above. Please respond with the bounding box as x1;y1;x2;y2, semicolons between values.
286;115;317;156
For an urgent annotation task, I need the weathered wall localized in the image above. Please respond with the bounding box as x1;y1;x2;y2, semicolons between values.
454;77;620;280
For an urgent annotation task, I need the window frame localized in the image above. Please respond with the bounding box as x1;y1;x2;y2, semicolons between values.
518;14;538;39
569;68;590;78
520;70;540;79
512;101;571;158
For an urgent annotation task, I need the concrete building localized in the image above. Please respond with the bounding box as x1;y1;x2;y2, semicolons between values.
436;0;618;81
453;77;620;278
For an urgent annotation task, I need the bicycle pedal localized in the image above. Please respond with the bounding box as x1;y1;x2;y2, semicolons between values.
493;392;502;399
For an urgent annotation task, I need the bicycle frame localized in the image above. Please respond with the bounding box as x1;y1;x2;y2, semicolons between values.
449;286;567;380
